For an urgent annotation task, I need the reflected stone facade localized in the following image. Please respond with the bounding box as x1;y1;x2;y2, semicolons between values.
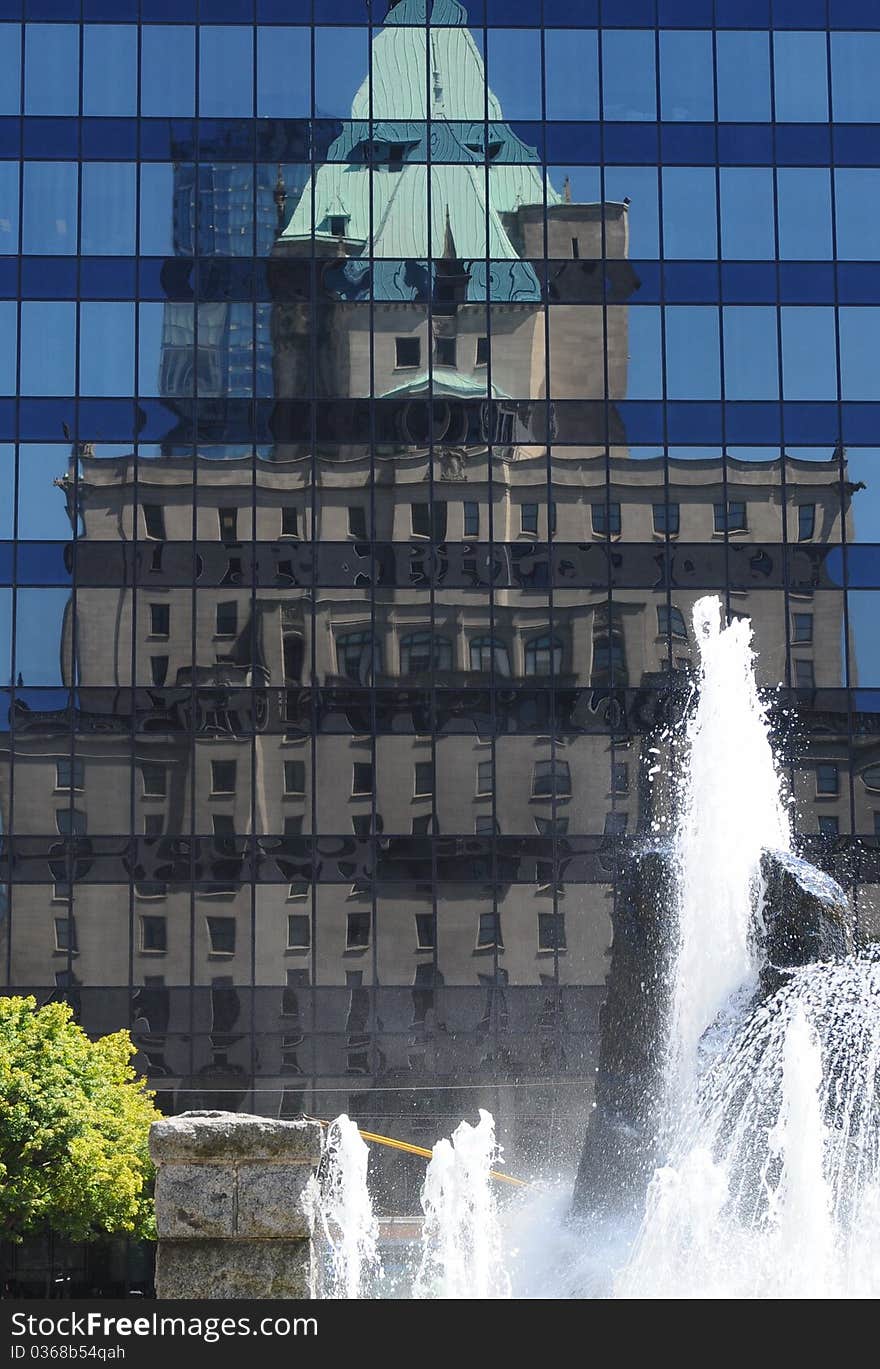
2;0;880;1201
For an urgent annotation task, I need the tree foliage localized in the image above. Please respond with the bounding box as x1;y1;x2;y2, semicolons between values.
0;996;161;1242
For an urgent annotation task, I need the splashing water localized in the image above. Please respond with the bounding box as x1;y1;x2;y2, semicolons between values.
669;596;791;1097
305;1116;383;1299
414;1110;511;1299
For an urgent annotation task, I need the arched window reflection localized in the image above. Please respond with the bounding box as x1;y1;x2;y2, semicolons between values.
469;636;510;677
400;632;453;675
335;630;381;684
524;634;563;676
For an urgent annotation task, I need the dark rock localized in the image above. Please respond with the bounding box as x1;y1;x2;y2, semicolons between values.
758;849;853;995
571;844;673;1219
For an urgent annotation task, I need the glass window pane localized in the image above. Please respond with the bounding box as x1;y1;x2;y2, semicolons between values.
834;170;880;261
720;167;775;260
627;307;663;399
81;162;136;256
839;308;880;401
660;30;714;121
781;307;837;401
141;25;195;117
602;30;656;121
662;167;717;258
0;162;19;256
17;446;72;539
487;29;542;121
139;164;175;257
716;31;771;122
0;589;9;685
773;32;829;122
831;32;880;122
199;25;254;118
605;167;659;258
0;24;22;115
722;306;779;400
315;27;367;118
25;24;79;116
0;302;16;396
22;163;78;257
257;26;311;117
83;25;137;117
79;302;135;397
777;168;832;261
16;589;69;686
20;301;76;396
544;30;598;121
665;306;720;400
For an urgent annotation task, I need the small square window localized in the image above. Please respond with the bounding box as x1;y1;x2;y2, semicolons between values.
537;913;566;951
792;613;813;644
348;505;368;540
521;503;539;535
141;763;166;798
212;815;235;837
476;760;493;796
412;813;434;835
56;758;84;791
604;811;628;835
395;336;421;368
477;911;502;948
284;815;304;836
55;808;86;837
346;912;371;949
281;506;299;537
475;815;500;835
658;605;688;640
211;760;236;795
795;658;815;689
216;601;237;637
415;913;435;949
818;816;839;838
352;762;373;796
435;335;457;367
140;915;167;953
475;336;490;366
207;916;235;955
532;760;571;799
464;501;480;538
611;762;629;795
653;502;680;535
284;760;306;795
414;762;434;797
797;504;816;542
149;603;170;637
143;813;164;837
54;917;77;953
592;502;621;537
287;914;310;949
816;763;839;796
287;879;309;900
219;508;238;543
534;816;569;836
329;215;347;237
142;504;165;540
714;501;748;534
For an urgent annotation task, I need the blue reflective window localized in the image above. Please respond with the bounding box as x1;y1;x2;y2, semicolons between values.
0;300;16;395
16;588;69;686
199;25;254;118
662;167;717;259
834;170;880;261
315;27;367;119
665;306;720;400
720;168;774;260
257;26;311;117
24;23;79;116
722;306;779;400
22;162;78;255
0;24;22;115
847;591;880;686
487;29;542;121
605;167;659;258
0;589;9;683
139;164;175;256
659;30;714;122
19;300;75;396
602;30;656;122
82;25;137;116
141;25;195;117
0;162;19;256
777;169;832;261
79;301;135;396
0;446;11;539
17;445;71;538
781;307;838;400
626;307;663;399
839;308;880;400
80;162;136;256
715;31;771;122
544;30;598;121
773;32;829;123
831;33;880;122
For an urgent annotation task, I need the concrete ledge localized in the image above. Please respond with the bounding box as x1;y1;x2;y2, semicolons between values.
155;1239;312;1300
150;1110;323;1165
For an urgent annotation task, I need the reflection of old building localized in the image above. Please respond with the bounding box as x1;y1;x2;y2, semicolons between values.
1;0;877;1195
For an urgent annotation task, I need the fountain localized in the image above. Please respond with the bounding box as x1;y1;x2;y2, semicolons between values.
305;1115;383;1299
304;596;879;1298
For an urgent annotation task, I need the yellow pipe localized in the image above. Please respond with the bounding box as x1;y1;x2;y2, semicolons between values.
309;1118;529;1188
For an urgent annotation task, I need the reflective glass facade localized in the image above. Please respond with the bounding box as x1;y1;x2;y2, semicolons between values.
2;0;880;1197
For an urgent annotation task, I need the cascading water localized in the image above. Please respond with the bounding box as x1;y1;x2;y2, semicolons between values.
668;596;791;1096
305;1115;383;1299
413;1110;511;1299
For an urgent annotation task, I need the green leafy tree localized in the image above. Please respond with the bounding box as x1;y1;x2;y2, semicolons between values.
0;996;161;1242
